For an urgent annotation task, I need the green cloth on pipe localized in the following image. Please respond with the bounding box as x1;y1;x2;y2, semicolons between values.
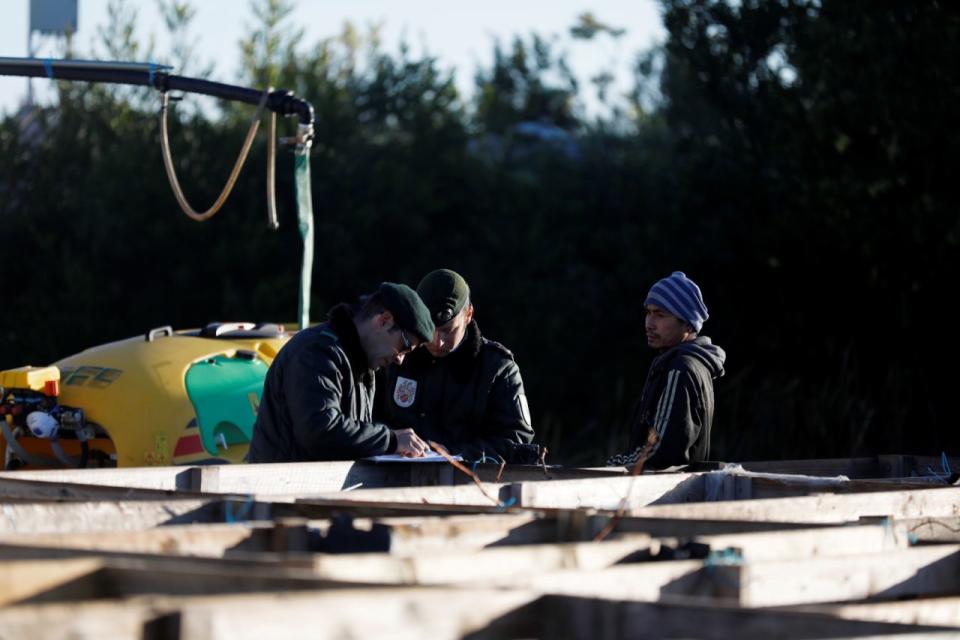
294;150;314;329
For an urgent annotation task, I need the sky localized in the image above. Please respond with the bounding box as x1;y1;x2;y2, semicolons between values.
0;0;664;116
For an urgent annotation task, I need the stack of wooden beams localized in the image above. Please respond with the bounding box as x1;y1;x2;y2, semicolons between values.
0;454;958;639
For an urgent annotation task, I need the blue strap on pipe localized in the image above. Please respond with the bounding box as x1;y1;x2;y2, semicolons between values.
43;58;54;79
148;62;156;86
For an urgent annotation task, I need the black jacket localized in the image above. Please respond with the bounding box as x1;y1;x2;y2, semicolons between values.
247;304;397;462
607;336;726;470
380;321;534;462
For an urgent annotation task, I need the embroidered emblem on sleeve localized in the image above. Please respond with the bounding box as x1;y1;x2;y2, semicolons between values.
393;376;418;408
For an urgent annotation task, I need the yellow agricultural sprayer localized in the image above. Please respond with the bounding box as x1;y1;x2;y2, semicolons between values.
0;57;316;469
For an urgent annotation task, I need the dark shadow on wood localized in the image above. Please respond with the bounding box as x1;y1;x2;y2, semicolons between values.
465;594;960;639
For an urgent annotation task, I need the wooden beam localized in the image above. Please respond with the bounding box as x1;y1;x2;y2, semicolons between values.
0;523;269;556
898;516;960;543
729;544;960;607
0;558;103;607
790;596;960;628
527;595;960;640
0;476;208;502
509;473;706;509
506;546;960;608
306;535;654;584
629;485;960;522
732;456;893;478
2;589;953;640
0;460;626;495
0;498;233;534
0;588;539;640
0;556;377;607
680;522;906;562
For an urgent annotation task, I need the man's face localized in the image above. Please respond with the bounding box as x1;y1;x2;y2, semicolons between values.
366;313;419;369
426;304;474;358
644;303;694;350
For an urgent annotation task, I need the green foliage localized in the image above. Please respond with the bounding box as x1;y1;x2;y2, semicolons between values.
473;35;580;134
2;0;958;464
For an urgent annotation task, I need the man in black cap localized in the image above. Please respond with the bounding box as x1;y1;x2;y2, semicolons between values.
247;283;435;462
381;269;537;463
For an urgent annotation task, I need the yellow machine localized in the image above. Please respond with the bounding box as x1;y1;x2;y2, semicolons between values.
0;323;289;469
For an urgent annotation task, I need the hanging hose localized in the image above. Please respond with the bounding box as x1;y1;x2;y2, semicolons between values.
1;422;58;468
266;110;279;230
293;123;315;329
159;88;274;222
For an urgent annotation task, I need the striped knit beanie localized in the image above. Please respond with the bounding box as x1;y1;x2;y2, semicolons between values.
644;271;709;332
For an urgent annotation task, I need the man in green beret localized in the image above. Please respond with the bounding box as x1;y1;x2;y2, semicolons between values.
380;269;537;463
248;283;435;462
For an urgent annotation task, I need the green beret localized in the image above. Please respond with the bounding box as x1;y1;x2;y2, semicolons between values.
416;269;471;325
377;282;435;343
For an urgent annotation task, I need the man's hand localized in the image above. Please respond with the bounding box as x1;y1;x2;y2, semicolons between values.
393;428;428;457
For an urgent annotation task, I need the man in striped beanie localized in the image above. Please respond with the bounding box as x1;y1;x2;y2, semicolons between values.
607;271;726;470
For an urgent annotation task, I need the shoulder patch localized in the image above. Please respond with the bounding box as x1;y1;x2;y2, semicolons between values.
393;376;418;408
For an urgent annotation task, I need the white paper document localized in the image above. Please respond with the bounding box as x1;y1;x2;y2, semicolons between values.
365;449;462;463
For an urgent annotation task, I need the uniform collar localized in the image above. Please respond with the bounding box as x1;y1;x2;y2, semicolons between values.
327;303;372;375
403;320;483;381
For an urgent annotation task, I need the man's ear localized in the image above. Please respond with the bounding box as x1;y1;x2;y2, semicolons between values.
376;310;394;329
464;303;475;323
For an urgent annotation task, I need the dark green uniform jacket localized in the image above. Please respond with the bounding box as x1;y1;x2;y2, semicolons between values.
607;336;726;470
247;304;397;462
380;321;534;462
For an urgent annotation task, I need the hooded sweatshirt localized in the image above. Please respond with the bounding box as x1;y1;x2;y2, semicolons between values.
607;336;726;470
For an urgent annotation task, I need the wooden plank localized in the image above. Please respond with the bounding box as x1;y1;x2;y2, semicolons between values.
585;515;839;538
628;485;960;522
899;515;960;543
3;590;950;640
0;588;538;640
0;461;626;496
0;498;234;534
729;544;960;607
0;558;103;607
310;536;654;584
0;465;201;491
746;475;943;500
680;522;906;562
527;595;960;640
0;556;379;606
491;546;960;607
0;522;270;556
790;596;960;628
0;534;655;587
510;473;706;509
733;456;892;478
0;476;209;502
0;599;156;640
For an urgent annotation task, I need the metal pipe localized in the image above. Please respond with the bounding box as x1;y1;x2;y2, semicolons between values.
0;57;314;125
